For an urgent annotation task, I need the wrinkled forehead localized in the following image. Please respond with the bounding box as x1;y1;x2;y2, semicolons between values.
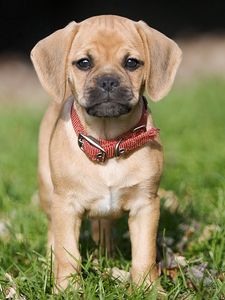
70;16;144;58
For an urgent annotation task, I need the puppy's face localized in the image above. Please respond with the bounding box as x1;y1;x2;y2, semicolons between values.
68;18;145;117
31;16;182;112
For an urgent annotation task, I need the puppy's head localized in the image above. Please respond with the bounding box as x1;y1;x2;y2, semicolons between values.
31;15;182;117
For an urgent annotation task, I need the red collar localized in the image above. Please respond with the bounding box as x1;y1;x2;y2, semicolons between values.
71;97;159;163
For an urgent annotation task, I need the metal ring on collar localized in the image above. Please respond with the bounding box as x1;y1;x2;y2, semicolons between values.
114;138;125;158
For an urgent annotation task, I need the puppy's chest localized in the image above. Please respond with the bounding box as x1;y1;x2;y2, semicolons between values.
89;186;123;217
85;160;141;217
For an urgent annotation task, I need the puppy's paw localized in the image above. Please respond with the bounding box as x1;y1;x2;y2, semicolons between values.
129;279;167;299
54;273;81;294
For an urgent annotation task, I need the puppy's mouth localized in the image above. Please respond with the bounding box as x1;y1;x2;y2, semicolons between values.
86;102;131;117
85;83;134;117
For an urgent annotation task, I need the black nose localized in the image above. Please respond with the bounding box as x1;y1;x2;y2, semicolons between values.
97;76;119;92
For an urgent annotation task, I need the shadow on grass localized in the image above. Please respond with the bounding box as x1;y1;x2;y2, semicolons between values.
79;200;187;264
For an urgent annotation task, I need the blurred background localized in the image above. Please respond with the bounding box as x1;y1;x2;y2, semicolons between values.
0;0;225;105
0;1;225;298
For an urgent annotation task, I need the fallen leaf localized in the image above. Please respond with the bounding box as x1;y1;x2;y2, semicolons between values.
92;258;99;272
166;268;178;281
179;292;195;300
106;267;130;282
5;273;14;283
174;255;187;267
30;191;39;206
15;233;24;242
188;264;213;286
187;279;195;290
0;219;10;239
198;224;221;243
5;287;16;299
217;272;225;281
177;221;201;251
158;189;179;213
160;246;187;277
4;273;27;300
161;247;179;269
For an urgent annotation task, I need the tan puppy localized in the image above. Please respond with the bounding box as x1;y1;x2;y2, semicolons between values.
31;15;182;290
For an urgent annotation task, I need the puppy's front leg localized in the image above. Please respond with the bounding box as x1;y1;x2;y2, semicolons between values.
128;196;160;286
51;193;82;290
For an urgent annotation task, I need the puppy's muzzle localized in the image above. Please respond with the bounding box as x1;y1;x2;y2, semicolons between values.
85;74;133;118
97;76;119;92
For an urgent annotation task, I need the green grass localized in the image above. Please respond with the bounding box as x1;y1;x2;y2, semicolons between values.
0;78;225;299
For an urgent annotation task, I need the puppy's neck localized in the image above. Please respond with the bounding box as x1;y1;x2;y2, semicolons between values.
73;99;144;140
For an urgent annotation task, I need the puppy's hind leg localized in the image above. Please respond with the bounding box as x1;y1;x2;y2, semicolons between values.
38;102;61;252
38;178;54;251
91;219;113;256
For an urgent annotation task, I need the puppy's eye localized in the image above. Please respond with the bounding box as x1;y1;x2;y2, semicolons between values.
124;58;141;71
73;58;92;71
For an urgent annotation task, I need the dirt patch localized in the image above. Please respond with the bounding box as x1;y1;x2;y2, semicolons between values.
177;34;225;84
0;54;48;106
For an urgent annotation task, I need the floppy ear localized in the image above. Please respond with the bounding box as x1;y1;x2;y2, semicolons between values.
30;21;78;102
137;21;182;101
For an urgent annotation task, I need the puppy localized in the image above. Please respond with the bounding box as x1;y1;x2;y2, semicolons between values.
31;15;182;290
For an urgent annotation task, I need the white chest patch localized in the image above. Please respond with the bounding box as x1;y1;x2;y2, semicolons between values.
100;188;121;213
89;187;122;217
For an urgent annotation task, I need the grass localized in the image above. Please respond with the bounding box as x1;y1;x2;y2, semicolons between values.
0;78;225;299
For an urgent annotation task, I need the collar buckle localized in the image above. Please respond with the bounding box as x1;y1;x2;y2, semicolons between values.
132;124;146;132
78;133;107;162
114;138;125;158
